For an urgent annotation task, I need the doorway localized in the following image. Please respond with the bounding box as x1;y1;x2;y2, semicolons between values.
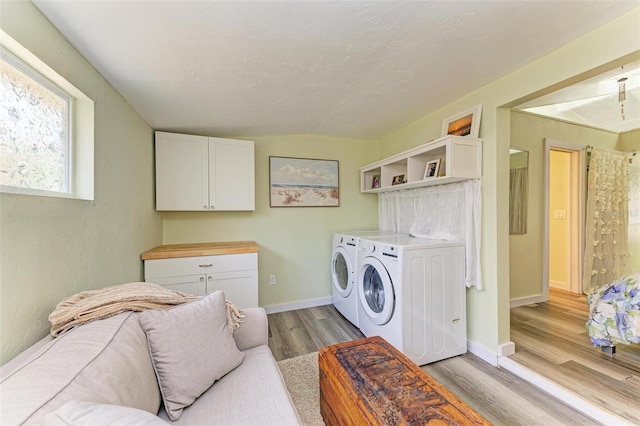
544;139;585;296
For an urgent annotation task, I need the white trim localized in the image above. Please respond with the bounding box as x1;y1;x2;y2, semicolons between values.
263;296;333;314
498;341;515;357
510;294;547;308
549;280;570;291
467;339;498;366
498;357;633;426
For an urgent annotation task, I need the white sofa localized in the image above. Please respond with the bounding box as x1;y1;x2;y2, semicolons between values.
0;291;301;425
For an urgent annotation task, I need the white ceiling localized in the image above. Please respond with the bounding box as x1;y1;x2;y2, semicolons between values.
32;1;639;140
515;60;640;133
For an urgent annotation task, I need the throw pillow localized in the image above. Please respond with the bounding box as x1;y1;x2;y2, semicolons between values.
45;400;166;426
138;291;244;421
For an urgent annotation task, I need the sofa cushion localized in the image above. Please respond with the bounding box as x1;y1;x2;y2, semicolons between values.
139;290;244;421
45;401;168;426
157;345;301;425
0;312;161;425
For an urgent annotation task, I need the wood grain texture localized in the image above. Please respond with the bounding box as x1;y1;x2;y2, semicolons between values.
140;241;258;259
319;337;491;426
269;305;599;425
510;288;640;424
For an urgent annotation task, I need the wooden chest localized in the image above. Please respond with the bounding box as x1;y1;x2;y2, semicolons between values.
319;336;491;425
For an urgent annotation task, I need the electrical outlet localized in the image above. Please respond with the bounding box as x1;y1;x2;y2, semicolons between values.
269;274;276;285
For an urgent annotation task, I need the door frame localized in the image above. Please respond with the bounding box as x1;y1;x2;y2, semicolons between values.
543;138;586;297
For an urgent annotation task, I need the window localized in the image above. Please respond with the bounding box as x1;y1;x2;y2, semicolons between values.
0;30;94;200
1;48;71;193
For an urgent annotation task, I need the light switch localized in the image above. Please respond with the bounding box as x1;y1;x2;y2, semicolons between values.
554;210;566;219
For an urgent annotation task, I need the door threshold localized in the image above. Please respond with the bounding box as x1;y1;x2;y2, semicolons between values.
498;356;631;425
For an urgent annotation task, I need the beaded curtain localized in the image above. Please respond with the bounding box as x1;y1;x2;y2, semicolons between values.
583;148;631;292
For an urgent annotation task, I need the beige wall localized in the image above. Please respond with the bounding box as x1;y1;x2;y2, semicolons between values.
379;10;640;355
0;2;162;364
617;130;639;272
617;129;640;151
548;150;571;290
162;135;379;308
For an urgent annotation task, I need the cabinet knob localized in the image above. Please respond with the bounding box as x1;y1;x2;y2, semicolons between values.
208;276;212;281
199;277;204;282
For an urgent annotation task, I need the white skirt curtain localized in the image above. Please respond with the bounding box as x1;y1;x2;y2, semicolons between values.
378;180;482;290
583;148;631;292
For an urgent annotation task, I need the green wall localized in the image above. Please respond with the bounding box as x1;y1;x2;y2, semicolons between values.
377;9;640;356
1;1;639;365
162;135;379;308
0;1;162;364
509;111;619;302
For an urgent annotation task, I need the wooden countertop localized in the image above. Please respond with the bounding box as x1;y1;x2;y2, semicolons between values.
141;241;258;260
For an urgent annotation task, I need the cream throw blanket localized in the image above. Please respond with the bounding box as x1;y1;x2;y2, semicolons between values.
49;282;245;337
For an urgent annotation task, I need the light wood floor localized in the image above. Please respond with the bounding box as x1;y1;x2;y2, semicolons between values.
268;305;599;425
510;288;640;424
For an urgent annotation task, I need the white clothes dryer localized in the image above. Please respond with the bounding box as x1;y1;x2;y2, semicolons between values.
356;235;467;365
331;230;399;327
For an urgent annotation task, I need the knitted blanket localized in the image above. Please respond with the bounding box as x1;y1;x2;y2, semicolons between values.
49;282;244;337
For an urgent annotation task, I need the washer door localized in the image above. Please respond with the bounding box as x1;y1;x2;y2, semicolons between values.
332;246;353;297
358;256;394;325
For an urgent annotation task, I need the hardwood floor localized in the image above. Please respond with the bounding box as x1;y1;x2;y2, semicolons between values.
268;305;599;425
510;288;640;424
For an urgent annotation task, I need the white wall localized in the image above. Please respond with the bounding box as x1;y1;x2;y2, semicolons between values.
0;1;162;364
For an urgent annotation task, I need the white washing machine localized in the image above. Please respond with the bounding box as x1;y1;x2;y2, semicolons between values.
331;231;399;327
356;235;467;365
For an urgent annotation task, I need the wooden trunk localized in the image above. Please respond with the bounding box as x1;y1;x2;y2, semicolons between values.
319;336;491;425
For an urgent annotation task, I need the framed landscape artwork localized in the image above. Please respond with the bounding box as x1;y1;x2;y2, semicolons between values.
441;104;482;138
269;157;339;207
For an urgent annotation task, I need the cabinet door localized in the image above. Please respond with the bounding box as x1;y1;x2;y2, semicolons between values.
155;132;209;211
206;270;258;308
209;138;255;211
148;275;207;296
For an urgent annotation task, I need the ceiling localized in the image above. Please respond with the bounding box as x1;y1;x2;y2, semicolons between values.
515;60;640;133
32;1;639;140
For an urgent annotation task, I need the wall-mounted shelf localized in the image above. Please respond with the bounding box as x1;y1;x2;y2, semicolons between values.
360;135;482;193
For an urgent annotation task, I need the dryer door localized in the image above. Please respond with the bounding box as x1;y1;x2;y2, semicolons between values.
332;246;353;297
358;256;394;325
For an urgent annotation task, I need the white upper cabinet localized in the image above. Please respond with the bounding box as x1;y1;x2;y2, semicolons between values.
155;131;255;211
360;135;482;193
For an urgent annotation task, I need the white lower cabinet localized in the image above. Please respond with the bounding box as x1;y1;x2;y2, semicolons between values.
144;253;258;308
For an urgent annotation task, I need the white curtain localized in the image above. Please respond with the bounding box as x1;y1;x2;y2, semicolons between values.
378;180;482;290
583;148;631;292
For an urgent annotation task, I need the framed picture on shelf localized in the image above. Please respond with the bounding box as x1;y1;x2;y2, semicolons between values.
423;159;441;179
392;174;405;185
441;104;482;138
372;175;381;189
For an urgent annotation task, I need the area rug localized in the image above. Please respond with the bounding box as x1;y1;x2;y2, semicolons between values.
277;352;325;426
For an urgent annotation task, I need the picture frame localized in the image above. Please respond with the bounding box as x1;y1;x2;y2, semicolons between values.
269;156;339;207
441;104;482;138
372;175;381;189
392;174;405;186
424;159;441;179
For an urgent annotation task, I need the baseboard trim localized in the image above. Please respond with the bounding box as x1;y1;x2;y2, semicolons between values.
263;296;333;314
467;339;498;366
510;294;546;308
498;356;632;426
498;341;515;357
